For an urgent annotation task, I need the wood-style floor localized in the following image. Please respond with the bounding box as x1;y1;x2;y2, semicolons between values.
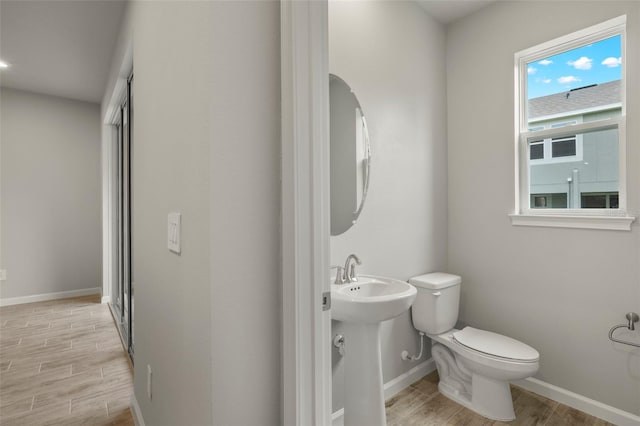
0;295;134;426
388;371;615;426
0;296;616;426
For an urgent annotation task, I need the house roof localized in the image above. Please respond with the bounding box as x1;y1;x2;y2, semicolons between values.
528;80;621;121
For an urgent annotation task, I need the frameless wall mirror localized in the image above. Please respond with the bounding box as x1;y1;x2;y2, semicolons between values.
330;74;371;236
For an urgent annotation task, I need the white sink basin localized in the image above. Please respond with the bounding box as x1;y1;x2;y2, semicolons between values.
332;275;417;324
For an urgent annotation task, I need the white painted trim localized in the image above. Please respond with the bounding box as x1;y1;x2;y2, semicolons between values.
101;295;111;304
281;1;331;425
521;118;618;143
130;393;146;426
384;358;437;401
509;214;635;230
0;287;101;307
515;15;626;64
331;358;437;426
515;377;640;426
101;125;112;305
102;40;133;313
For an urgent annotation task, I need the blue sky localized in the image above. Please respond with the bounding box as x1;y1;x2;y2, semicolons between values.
527;35;622;99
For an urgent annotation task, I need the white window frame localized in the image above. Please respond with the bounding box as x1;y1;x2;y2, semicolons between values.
511;15;635;231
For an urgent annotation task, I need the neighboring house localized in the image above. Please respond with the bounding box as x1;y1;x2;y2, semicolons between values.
528;80;621;208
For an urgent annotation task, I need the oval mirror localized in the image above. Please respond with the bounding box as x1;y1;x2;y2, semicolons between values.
329;74;371;236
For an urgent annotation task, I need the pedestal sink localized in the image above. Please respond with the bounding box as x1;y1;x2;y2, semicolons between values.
332;275;417;426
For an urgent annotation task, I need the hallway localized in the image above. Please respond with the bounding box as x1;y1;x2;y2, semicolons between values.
0;296;134;425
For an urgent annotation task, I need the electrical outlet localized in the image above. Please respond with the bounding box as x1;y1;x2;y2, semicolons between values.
147;365;152;400
0;270;6;281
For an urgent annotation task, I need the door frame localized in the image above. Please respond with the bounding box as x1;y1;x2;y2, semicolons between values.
102;42;133;306
281;1;332;424
102;77;129;306
102;71;134;358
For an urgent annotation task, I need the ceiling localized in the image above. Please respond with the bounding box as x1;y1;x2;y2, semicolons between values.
416;0;496;24
0;0;492;104
0;0;126;104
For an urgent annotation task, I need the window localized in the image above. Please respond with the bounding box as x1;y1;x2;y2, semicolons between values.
528;119;582;163
512;16;634;230
551;136;576;157
531;193;567;209
581;192;619;209
529;140;544;160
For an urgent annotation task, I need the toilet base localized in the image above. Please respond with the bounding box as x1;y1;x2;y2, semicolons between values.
438;378;515;422
432;342;517;422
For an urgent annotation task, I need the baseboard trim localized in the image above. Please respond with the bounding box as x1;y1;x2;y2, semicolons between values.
515;377;640;426
131;393;146;426
0;287;101;307
101;295;111;304
331;358;436;426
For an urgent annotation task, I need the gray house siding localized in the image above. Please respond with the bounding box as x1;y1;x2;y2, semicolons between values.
528;107;621;208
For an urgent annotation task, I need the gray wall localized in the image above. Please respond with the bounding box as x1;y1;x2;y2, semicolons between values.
209;2;281;425
1;88;101;300
329;1;448;412
447;1;640;415
102;1;281;425
128;2;213;424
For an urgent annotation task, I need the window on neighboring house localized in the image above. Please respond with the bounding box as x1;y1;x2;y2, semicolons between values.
529;140;544;160
531;193;568;209
581;192;619;209
512;16;633;230
528;119;582;163
551;135;576;157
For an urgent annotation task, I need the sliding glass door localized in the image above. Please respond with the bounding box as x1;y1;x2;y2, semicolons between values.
112;74;134;360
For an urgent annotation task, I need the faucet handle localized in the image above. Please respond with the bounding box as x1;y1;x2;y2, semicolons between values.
331;266;346;284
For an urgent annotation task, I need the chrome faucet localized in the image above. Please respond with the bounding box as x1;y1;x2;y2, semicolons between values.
343;254;361;283
331;266;346;284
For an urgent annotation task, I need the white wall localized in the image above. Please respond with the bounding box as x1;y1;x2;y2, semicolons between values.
1;88;101;301
101;1;281;425
329;0;447;411
128;2;214;424
447;1;640;415
209;2;281;425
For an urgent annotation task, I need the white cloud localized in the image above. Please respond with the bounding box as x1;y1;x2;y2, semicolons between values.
527;66;537;74
558;76;581;84
542;79;552;84
567;56;593;70
538;59;553;66
601;57;622;68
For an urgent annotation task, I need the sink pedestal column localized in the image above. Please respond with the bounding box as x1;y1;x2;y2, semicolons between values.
343;322;386;426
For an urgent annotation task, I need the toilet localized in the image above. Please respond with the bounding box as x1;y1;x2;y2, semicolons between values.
410;272;539;421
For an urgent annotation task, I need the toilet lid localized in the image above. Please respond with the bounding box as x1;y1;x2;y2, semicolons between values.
452;327;539;362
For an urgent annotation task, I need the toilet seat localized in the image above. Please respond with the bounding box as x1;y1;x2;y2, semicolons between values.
452;327;539;363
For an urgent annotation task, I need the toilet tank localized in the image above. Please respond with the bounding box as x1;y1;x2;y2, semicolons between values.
409;272;461;335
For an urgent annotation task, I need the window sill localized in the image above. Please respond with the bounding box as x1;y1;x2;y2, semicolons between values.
509;214;635;231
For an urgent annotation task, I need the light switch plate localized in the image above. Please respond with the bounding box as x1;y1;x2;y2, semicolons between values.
0;270;5;281
168;213;181;254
